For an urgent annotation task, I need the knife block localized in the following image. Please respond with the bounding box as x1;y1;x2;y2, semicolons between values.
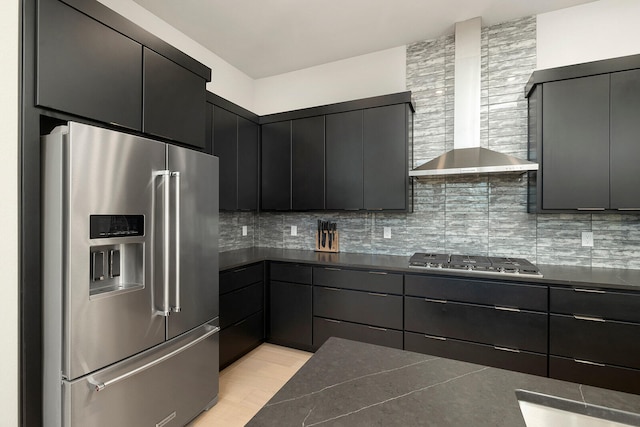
315;231;339;253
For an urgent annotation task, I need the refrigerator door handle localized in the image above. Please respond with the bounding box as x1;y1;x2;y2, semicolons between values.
88;325;220;392
171;171;181;313
157;170;171;317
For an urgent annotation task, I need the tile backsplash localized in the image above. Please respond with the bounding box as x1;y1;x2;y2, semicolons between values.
219;15;640;269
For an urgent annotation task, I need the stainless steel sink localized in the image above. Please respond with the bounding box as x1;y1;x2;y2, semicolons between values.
516;389;640;427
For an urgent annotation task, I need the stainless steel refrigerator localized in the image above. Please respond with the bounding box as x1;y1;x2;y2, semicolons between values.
42;122;219;426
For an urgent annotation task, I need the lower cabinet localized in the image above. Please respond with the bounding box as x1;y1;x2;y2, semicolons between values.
268;263;313;350
549;356;640;395
313;317;403;350
219;263;264;369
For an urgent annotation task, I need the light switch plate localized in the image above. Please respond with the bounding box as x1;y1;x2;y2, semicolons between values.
242;226;248;236
291;225;297;236
582;231;594;247
383;227;391;239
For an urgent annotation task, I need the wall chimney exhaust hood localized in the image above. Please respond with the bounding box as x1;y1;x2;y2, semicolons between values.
410;17;538;178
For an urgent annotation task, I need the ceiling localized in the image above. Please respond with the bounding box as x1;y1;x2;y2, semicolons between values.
131;0;597;79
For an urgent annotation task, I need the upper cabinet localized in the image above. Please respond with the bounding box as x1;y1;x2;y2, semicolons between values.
37;0;142;130
260;92;414;212
143;48;206;148
36;0;211;149
526;55;640;212
210;94;259;211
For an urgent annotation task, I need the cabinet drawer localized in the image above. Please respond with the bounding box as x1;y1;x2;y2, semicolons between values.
404;332;547;377
550;314;640;370
405;274;547;311
313;317;403;351
313;287;403;329
313;267;403;294
220;263;263;295
220;282;263;330
550;286;640;323
220;311;264;369
270;262;312;284
550;356;640;395
404;297;547;353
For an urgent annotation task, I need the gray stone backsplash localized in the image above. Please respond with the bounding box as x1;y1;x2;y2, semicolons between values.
218;15;640;269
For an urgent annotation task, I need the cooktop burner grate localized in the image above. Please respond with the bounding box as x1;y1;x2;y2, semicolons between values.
409;253;542;277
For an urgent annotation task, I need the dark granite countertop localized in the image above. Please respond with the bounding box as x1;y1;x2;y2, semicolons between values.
219;247;640;292
247;337;640;427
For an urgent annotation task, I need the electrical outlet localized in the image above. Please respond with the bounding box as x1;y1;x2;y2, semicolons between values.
242;226;247;236
383;227;391;239
291;225;297;236
582;231;594;247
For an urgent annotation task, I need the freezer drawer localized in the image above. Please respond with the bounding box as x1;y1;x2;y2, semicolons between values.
61;321;219;427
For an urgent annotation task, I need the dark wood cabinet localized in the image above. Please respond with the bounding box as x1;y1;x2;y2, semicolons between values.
37;0;142;130
549;356;640;395
313;267;403;294
363;104;409;210
261;121;291;210
143;48;206;148
540;75;610;210
610;69;640;209
237;117;259;210
313;317;403;350
219;263;264;369
325;111;363;210
213;106;238;210
292;116;325;210
268;263;313;350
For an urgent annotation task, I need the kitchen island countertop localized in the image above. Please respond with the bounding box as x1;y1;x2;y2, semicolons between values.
246;337;640;426
220;247;640;292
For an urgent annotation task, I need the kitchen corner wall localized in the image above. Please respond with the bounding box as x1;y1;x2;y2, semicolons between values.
220;15;640;270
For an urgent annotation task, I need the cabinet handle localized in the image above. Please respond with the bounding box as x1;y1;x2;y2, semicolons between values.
425;298;447;304
324;319;341;324
576;208;605;211
494;306;521;312
573;314;605;322
617;208;640;211
324;267;341;271
232;267;247;273
367;326;388;332
368;271;388;275
424;334;446;341
574;288;606;294
574;359;606;367
494;346;520;353
323;287;341;291
368;292;388;297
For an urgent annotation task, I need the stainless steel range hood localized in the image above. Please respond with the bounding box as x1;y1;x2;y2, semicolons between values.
410;17;538;178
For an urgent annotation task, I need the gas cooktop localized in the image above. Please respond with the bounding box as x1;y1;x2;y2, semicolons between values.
409;253;542;277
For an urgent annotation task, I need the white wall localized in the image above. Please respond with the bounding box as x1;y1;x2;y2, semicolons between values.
1;0;20;424
253;46;407;115
537;0;640;69
97;0;256;111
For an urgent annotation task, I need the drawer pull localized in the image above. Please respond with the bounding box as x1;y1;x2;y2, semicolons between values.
368;271;388;275
573;315;605;322
368;292;388;297
617;208;640;211
323;287;341;291
574;288;606;294
574;359;606;367
494;346;520;353
424;334;446;341
232;267;247;273
324;319;341;324
577;207;605;211
324;267;341;271
367;326;388;332
425;298;447;304
494;306;521;313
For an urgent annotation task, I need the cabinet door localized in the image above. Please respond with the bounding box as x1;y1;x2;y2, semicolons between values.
220;311;263;369
269;281;312;348
610;69;640;210
261;121;291;210
143;48;206;148
237;117;259;210
37;0;142;130
292;116;325;210
326;110;363;209
541;76;610;209
363;104;407;210
213;106;238;210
